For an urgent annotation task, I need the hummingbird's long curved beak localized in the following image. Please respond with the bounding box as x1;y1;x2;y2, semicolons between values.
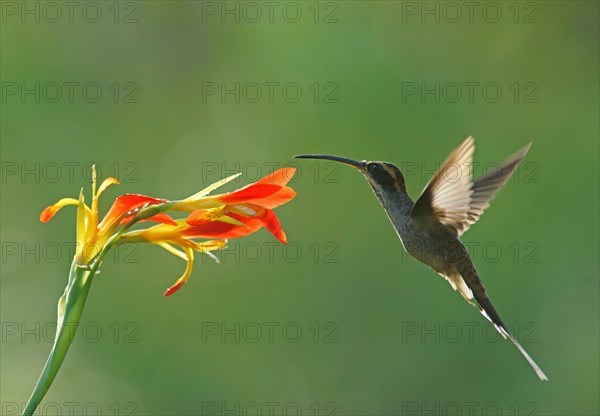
293;154;365;170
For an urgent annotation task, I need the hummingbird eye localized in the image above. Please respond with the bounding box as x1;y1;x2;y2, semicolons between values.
368;163;382;173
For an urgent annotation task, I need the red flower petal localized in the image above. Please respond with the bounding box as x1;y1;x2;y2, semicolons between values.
256;167;296;187
164;283;184;297
217;184;282;205
99;194;167;233
256;209;287;244
255;186;297;209
216;168;297;206
148;213;177;226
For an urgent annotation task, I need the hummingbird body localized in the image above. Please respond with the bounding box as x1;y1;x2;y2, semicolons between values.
367;169;478;300
367;167;472;290
295;137;548;381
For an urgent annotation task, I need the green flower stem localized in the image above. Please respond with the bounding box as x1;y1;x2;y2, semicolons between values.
22;203;164;416
23;262;95;416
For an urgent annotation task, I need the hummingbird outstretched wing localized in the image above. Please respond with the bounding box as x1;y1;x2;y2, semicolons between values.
411;137;532;237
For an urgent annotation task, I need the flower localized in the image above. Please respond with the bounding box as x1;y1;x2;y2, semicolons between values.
180;166;296;242
40;166;174;265
40;166;297;296
26;164;297;415
121;167;297;296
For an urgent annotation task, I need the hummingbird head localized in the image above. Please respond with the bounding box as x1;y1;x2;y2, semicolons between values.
293;155;407;196
361;160;406;193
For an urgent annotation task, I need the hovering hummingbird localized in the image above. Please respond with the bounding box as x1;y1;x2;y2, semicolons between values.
294;137;548;381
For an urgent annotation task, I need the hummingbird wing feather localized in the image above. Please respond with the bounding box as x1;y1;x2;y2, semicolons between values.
463;142;532;235
411;136;475;235
412;138;532;237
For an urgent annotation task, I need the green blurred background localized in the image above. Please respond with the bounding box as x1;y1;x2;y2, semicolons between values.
1;1;598;415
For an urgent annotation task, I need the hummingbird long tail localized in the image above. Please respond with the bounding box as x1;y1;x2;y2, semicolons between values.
458;265;549;381
474;293;549;381
505;329;549;382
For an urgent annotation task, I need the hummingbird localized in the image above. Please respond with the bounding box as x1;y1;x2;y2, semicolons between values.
294;137;548;381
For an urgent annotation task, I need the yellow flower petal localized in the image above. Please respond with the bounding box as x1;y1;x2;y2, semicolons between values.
97;177;120;198
121;220;188;243
75;190;87;264
154;241;187;261
40;198;87;222
216;215;247;227
163;245;195;296
187;239;227;252
91;176;119;234
186;172;242;201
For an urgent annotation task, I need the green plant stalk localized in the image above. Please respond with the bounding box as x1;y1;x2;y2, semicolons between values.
22;262;95;416
22;204;164;416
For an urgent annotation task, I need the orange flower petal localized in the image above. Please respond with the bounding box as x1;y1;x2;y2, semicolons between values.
185;210;287;243
183;213;263;239
119;212;176;226
184;208;227;224
186;209;211;224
